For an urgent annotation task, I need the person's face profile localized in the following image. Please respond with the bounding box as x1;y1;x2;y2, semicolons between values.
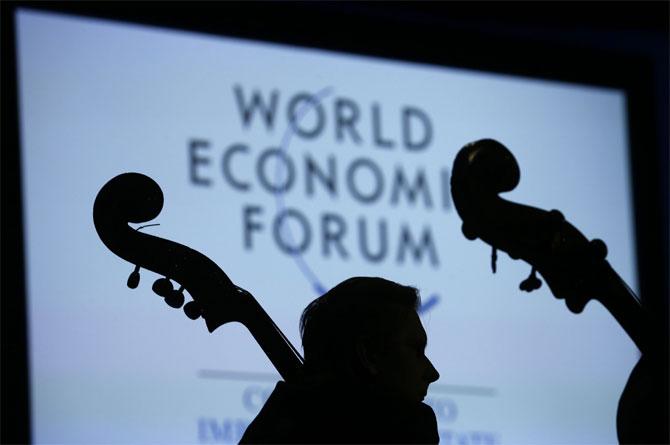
372;309;439;402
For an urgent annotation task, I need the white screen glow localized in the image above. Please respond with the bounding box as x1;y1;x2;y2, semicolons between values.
17;9;638;444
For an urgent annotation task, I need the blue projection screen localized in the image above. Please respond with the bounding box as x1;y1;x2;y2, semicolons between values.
16;9;639;444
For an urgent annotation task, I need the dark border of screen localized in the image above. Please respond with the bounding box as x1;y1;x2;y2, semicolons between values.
2;3;667;443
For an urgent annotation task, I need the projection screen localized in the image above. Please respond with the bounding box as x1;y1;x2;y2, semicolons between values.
16;8;639;444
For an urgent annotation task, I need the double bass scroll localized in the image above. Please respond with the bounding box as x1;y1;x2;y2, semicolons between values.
93;172;304;382
450;139;667;444
450;138;649;353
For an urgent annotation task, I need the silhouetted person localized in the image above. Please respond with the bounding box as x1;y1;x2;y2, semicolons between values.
240;276;440;444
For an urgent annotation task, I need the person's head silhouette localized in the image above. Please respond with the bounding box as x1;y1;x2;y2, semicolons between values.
300;276;440;402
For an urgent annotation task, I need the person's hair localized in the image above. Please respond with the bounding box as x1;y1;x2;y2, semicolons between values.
299;276;420;379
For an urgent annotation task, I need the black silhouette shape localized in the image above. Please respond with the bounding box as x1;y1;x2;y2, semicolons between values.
241;276;440;444
93;173;304;381
94;175;441;442
94;174;441;444
451;138;668;444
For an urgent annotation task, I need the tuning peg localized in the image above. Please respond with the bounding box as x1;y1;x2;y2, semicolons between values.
589;238;608;260
152;277;174;297
127;265;141;289
461;223;478;241
165;286;185;308
566;295;587;314
548;209;565;223
183;300;202;320
519;267;542;292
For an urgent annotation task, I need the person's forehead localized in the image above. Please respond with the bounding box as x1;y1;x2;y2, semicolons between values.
390;308;427;342
407;311;428;342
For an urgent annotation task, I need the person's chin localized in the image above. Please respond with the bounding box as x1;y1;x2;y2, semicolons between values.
412;391;425;402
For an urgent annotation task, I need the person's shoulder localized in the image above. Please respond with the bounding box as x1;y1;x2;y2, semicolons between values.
319;380;440;444
241;378;439;444
240;379;334;444
365;397;438;444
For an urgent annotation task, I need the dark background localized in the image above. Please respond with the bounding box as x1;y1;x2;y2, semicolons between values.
2;2;667;443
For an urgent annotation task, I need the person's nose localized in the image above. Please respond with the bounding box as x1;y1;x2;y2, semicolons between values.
425;356;440;383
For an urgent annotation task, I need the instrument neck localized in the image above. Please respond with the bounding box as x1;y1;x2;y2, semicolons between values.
241;294;304;382
596;262;649;354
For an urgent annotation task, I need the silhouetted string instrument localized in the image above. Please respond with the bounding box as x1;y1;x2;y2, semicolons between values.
93;173;304;382
94;148;665;442
450;138;666;444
